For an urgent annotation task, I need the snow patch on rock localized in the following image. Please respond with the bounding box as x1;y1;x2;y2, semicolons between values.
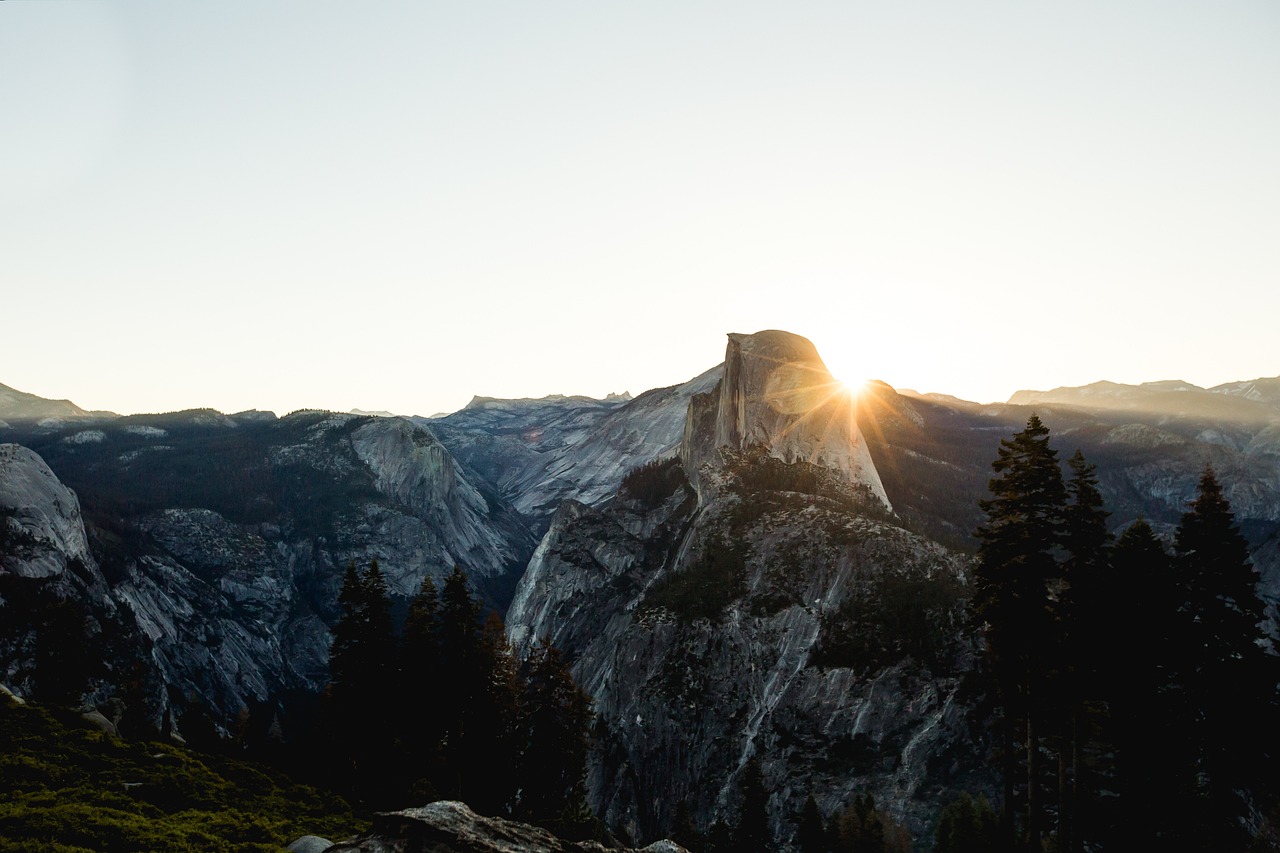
63;429;106;444
124;425;168;438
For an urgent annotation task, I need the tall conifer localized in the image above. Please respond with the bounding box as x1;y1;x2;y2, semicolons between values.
400;572;443;797
518;640;593;829
1056;449;1111;852
1170;469;1273;845
733;757;771;853
974;414;1066;847
1108;519;1175;848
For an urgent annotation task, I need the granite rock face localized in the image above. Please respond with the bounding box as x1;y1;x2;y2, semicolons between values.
0;444;95;580
328;801;687;853
682;331;889;509
508;442;977;845
0;444;128;700
1;411;537;725
431;370;721;529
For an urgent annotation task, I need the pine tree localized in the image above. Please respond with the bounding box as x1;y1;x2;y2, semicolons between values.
329;561;366;707
360;560;395;706
974;414;1066;847
1170;469;1274;845
672;800;704;852
436;566;482;801
326;559;397;806
733;757;770;853
932;793;999;853
797;793;828;853
400;572;443;799
1107;519;1176;848
402;574;441;666
469;610;521;816
33;595;95;707
1055;449;1112;852
831;792;892;852
518;640;593;830
1061;450;1112;667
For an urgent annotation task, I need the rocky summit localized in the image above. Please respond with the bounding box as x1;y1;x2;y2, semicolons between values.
681;331;889;508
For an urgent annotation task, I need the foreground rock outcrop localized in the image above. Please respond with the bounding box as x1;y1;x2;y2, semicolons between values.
328;801;687;853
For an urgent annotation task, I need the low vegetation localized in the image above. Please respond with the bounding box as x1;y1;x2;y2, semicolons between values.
618;456;689;510
0;695;360;853
813;561;966;674
642;535;747;621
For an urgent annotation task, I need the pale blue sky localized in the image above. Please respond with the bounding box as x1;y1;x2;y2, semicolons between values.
2;2;1277;416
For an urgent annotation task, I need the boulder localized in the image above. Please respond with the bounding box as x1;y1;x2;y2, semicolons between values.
327;801;687;853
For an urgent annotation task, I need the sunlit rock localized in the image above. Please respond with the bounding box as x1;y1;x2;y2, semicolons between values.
681;330;889;509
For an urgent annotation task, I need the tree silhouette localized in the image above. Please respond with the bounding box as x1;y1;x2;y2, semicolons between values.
517;640;593;832
326;559;396;805
974;414;1066;846
1167;469;1275;847
733;757;770;853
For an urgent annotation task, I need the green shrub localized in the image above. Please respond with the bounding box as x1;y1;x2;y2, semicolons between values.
813;562;965;674
619;457;688;511
642;536;746;621
0;695;362;852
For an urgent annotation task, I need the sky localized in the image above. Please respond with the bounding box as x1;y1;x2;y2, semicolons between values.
2;2;1278;417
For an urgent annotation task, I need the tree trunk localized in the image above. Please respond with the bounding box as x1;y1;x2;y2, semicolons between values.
1058;712;1073;853
1002;706;1016;848
1027;688;1038;850
1071;709;1081;853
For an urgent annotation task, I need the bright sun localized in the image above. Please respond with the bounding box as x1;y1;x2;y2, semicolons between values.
839;378;869;400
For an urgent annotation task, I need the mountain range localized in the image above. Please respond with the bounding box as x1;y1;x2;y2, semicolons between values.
2;331;1278;847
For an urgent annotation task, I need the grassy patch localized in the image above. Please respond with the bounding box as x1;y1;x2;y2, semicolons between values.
0;696;362;853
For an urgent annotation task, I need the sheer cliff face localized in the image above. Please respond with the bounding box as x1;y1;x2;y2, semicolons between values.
1;413;538;724
0;444;124;696
0;444;94;580
509;327;977;840
683;331;889;510
431;367;722;528
507;334;976;845
506;455;979;846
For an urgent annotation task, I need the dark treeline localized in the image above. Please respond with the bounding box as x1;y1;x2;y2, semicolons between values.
667;760;911;853
971;414;1279;851
321;561;598;839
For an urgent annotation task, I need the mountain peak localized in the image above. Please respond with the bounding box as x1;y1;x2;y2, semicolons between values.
682;330;890;508
0;382;103;421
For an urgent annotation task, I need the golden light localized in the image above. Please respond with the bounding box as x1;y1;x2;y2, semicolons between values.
839;378;870;401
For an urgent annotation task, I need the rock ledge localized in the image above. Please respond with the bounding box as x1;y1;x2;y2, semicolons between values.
329;801;686;853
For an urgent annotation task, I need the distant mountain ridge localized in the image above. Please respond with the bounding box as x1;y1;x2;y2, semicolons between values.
0;381;113;423
1007;375;1280;424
